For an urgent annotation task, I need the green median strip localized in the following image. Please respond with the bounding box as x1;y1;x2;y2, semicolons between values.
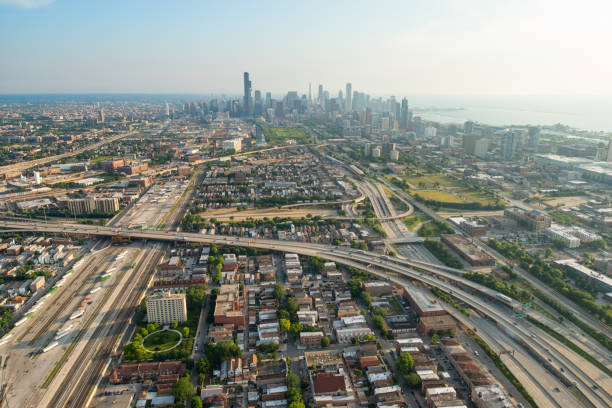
526;316;612;377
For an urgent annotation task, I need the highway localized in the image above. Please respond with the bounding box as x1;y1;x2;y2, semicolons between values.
380;176;612;347
355;180;412;239
0;129;145;177
0;219;610;407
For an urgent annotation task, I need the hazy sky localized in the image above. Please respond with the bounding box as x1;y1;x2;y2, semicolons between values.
1;0;611;96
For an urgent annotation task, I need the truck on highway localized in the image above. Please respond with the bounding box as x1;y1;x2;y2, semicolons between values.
494;293;514;307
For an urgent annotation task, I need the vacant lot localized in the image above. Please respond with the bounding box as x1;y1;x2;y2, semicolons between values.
417;190;464;203
199;207;336;220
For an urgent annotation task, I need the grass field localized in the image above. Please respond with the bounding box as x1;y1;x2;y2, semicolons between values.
263;127;313;145
143;330;181;352
417;190;464;203
402;215;426;230
405;174;458;188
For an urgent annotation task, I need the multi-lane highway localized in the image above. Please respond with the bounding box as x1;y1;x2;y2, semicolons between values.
380;177;612;344
0;130;143;177
0;219;610;407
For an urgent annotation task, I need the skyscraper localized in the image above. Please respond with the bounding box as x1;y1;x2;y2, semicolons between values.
243;72;252;116
254;90;262;116
345;83;352;112
99;108;105;123
607;138;612;162
528;126;540;147
318;84;323;104
464;121;474;135
400;98;409;129
308;83;312;105
501;129;519;161
265;92;272;109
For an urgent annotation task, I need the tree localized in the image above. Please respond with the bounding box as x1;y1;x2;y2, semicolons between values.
396;353;414;374
197;357;210;374
286;371;300;389
280;318;291;333
544;247;553;258
321;336;330;347
187;284;207;309
274;284;285;301
431;333;440;345
191;396;203;408
146;323;158;333
182;327;190;338
172;321;179;329
172;377;194;403
552;238;566;250
405;372;421;389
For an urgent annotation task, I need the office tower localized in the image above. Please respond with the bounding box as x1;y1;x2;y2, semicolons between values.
318;84;323;104
474;139;489;158
501;129;519;161
364;143;372;157
382;142;396;155
414;117;424;138
308;83;312;104
448;124;457;136
528;126;540;147
254;90;262;116
33;171;41;185
400;98;409;129
265;92;272;109
464;120;474;135
99;108;105;123
275;101;284;118
345;83;352;112
164;102;170;118
243;72;252;116
607;139;612;162
463;134;480;154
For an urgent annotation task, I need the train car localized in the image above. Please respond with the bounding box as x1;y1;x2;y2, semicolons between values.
14;317;28;327
91;287;101;294
54;330;70;341
43;341;58;353
69;310;84;320
0;333;13;346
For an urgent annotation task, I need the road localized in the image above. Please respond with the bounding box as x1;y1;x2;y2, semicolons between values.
0;129;145;177
1;219;610;407
380;176;612;350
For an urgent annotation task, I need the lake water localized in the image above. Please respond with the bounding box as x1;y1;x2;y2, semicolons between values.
407;94;612;133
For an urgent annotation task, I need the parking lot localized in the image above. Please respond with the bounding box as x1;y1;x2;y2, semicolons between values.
116;179;189;229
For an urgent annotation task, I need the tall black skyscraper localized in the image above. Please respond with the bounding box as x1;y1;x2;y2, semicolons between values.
400;98;409;129
243;72;252;116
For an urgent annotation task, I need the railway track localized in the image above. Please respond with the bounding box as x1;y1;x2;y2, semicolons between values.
47;245;163;407
16;247;114;344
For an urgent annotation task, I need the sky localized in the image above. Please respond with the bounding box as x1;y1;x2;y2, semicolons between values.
1;0;611;97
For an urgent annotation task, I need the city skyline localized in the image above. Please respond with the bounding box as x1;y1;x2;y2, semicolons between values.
1;0;611;98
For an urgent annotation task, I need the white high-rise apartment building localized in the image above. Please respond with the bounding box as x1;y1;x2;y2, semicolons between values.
146;292;187;324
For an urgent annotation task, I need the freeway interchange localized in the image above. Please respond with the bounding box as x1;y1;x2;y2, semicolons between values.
0;218;611;408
